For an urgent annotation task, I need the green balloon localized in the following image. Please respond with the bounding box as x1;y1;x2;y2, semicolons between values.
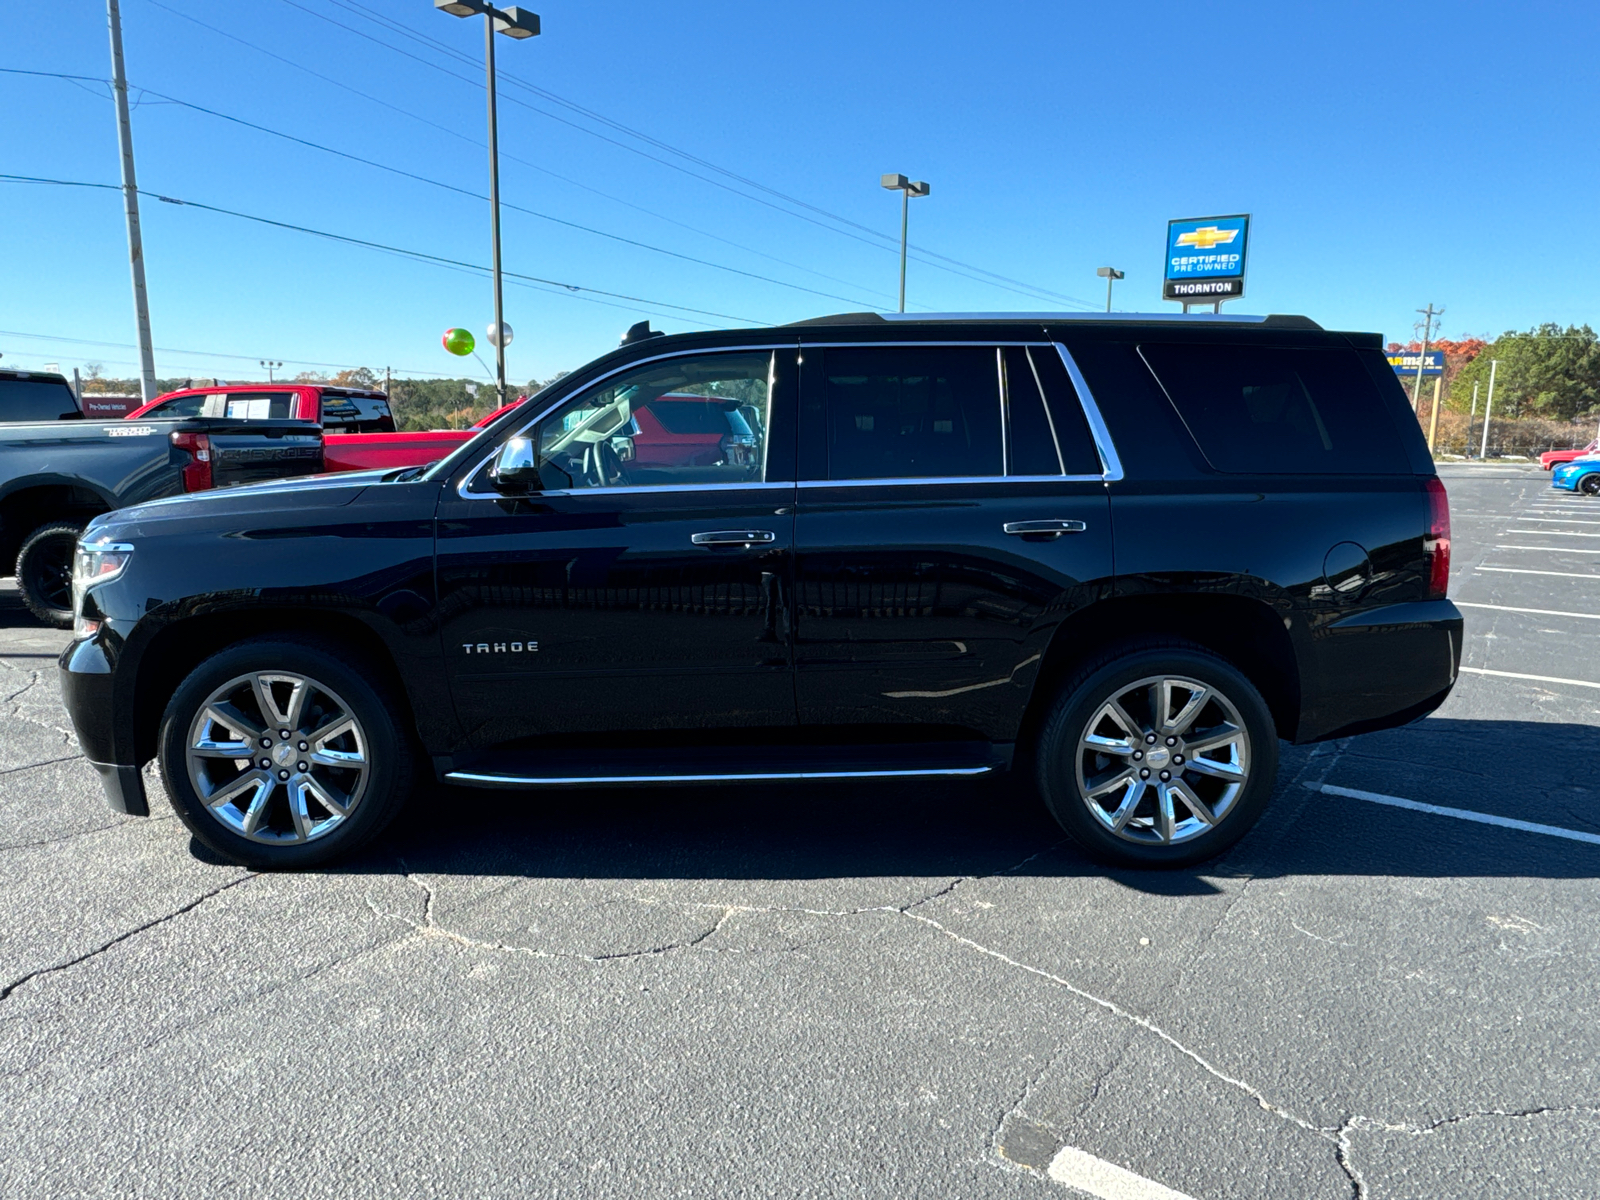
442;327;475;356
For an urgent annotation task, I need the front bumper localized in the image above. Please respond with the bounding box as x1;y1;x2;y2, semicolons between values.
1297;599;1464;742
59;632;149;817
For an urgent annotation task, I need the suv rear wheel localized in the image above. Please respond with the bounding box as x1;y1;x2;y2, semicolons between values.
1035;640;1278;868
159;636;414;869
15;521;82;628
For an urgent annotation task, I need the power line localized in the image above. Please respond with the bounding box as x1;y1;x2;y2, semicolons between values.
0;174;761;325
138;0;1098;310
1;79;883;315
0;328;453;378
305;0;1102;309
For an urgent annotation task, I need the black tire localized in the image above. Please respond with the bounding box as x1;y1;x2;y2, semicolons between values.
16;521;82;629
158;636;415;869
1581;473;1600;496
1034;639;1279;869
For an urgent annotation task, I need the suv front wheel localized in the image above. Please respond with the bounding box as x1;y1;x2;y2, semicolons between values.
159;636;414;869
1036;641;1278;868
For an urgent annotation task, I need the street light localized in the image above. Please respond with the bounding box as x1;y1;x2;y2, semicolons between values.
434;0;541;406
1095;267;1124;313
259;359;283;382
880;173;930;313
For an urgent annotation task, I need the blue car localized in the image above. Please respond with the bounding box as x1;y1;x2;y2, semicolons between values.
1552;455;1600;494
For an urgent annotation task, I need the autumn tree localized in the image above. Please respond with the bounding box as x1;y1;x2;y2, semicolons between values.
1448;324;1600;420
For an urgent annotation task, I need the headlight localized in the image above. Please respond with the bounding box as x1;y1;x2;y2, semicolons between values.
71;539;134;639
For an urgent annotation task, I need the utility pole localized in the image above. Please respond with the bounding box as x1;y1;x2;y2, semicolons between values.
1427;373;1444;454
1466;381;1479;457
107;0;157;403
1411;303;1442;413
384;366;392;396
1480;358;1498;459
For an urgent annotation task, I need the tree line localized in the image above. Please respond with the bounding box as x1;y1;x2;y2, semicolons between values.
1391;323;1600;422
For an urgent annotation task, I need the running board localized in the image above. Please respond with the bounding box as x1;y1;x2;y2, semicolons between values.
445;765;995;788
441;742;1010;789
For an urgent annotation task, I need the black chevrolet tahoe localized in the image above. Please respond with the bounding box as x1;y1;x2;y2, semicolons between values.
59;312;1462;870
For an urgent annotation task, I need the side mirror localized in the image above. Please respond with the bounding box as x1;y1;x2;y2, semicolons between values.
489;436;541;493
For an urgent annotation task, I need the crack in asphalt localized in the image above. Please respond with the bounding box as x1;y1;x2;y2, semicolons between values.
0;874;254;1003
365;873;740;963
367;843;1070;968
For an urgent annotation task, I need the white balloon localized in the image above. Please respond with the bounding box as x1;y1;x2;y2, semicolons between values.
486;321;514;348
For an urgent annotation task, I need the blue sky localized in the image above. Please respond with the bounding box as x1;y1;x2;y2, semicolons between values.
3;1;1596;386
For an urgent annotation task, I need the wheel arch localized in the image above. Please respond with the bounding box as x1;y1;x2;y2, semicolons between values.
1018;593;1302;751
0;478;115;568
129;608;419;767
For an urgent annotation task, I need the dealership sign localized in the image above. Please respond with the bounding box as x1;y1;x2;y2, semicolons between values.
1386;350;1444;376
1163;214;1250;302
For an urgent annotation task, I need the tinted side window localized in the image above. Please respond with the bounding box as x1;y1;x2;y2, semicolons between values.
0;379;79;422
1004;347;1061;475
821;346;1001;481
1026;347;1108;476
1139;343;1411;474
322;392;395;433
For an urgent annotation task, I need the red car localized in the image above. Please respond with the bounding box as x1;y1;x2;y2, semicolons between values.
1541;440;1599;470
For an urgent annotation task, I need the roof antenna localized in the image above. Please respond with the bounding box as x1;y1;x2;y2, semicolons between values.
620;320;665;346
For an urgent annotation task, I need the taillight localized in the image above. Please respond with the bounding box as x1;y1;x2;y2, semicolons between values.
171;430;213;492
1423;475;1451;598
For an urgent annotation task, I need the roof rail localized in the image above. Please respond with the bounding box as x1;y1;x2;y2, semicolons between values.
787;312;1324;330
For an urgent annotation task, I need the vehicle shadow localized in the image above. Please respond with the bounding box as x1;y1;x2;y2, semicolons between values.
309;718;1600;892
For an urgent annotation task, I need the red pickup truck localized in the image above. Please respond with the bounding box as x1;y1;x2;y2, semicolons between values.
1541;440;1599;470
130;386;761;475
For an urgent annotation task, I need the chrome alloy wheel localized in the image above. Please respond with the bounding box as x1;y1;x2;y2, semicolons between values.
1074;674;1251;846
186;671;370;844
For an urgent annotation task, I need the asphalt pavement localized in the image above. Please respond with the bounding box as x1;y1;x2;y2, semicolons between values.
0;463;1595;1200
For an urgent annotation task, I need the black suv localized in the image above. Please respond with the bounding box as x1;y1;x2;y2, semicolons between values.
60;313;1461;869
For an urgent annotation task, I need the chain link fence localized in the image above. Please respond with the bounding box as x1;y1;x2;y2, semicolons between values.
1417;407;1599;459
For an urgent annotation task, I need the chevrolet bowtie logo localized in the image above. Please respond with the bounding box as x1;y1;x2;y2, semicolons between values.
1176;226;1240;250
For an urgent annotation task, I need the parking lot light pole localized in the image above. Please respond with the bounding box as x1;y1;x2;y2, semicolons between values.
259;360;282;383
434;0;540;406
1096;267;1124;312
880;174;930;313
1480;358;1498;459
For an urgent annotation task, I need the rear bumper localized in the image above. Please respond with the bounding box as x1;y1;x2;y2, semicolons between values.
59;632;149;816
1295;599;1464;743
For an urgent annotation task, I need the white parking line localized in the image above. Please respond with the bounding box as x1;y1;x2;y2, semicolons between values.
1493;544;1600;553
1316;784;1600;846
1499;530;1600;537
1515;517;1600;526
1459;665;1600;689
1456;601;1600;620
1476;566;1600;579
1047;1147;1197;1200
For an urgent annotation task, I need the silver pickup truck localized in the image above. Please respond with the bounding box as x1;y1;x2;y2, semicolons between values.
0;370;323;626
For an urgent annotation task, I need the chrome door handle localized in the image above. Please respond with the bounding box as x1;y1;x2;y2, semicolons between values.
1003;519;1087;536
691;529;777;546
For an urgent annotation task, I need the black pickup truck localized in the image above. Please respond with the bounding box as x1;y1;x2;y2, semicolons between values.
0;369;323;626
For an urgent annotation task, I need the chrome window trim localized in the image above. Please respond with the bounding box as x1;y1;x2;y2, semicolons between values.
996;347;1009;477
478;481;794;500
796;475;1104;489
1052;342;1124;482
455;343;793;500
